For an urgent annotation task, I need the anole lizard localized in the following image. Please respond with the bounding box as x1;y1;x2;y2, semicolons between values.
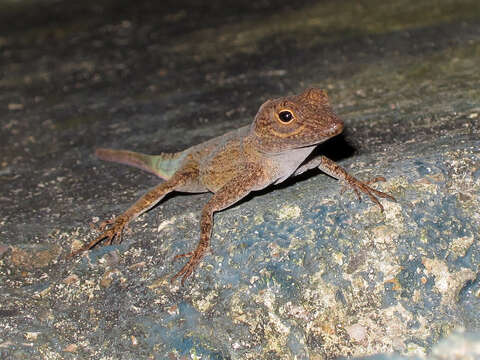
72;88;395;284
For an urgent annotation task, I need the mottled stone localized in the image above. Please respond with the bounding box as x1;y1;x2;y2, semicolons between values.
9;244;61;269
0;0;479;359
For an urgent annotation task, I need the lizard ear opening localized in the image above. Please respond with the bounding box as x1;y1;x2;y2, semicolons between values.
276;110;295;124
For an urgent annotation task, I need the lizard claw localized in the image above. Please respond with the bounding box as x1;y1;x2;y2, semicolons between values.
68;215;128;258
170;249;206;286
343;176;396;212
172;251;194;262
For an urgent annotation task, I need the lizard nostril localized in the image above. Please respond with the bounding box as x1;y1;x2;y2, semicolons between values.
331;120;344;134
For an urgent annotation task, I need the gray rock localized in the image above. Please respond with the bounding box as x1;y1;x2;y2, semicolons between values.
0;0;479;358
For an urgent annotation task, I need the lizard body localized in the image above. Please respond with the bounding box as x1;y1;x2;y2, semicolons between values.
73;88;395;284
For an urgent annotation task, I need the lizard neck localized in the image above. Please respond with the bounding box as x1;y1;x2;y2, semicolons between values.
244;125;283;155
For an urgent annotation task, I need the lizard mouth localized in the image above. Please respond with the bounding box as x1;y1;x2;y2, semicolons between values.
293;119;344;149
271;124;306;138
317;119;344;140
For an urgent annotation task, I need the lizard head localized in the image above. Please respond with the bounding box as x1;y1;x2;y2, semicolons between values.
250;88;344;153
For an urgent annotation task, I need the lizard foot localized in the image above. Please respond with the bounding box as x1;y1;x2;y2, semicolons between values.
341;176;396;212
68;215;129;258
170;247;207;286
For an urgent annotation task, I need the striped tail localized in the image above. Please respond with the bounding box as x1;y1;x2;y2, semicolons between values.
95;148;185;180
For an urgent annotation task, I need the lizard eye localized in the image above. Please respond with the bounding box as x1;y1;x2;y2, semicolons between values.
277;110;294;124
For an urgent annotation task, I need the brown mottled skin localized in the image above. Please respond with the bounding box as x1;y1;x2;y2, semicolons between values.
71;88;395;285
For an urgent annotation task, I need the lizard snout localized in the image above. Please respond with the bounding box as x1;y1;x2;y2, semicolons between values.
329;116;344;136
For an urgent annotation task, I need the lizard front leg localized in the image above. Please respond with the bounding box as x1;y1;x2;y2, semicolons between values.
70;164;198;257
294;155;395;211
171;164;268;285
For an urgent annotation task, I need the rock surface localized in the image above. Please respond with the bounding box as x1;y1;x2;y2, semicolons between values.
0;0;479;358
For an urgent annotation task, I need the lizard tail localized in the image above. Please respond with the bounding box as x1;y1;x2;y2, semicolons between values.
95;148;185;180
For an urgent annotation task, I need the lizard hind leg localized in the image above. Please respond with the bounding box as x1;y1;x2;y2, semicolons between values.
71;161;201;259
68;216;128;258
